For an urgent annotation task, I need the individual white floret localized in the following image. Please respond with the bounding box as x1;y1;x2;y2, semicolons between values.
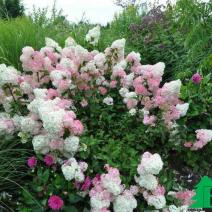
129;108;136;116
103;97;113;105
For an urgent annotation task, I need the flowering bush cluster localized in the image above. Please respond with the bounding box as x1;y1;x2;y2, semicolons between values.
0;26;211;211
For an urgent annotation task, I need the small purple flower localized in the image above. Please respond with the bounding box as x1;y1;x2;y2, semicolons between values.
44;154;55;166
81;176;92;191
192;73;202;84
27;156;37;169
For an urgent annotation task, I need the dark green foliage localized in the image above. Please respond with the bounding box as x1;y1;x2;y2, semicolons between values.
19;159;90;212
126;0;212;80
0;0;24;19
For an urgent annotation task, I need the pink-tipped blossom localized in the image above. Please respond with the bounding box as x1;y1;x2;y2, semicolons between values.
175;190;195;206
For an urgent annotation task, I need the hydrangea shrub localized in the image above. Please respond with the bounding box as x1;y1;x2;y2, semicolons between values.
0;26;211;211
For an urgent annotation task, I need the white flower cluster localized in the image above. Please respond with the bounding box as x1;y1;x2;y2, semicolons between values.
25;88;83;158
136;174;158;191
20;81;33;94
65;36;76;47
63;136;79;158
152;62;165;78
119;87;128;97
113;190;137;212
147;195;166;210
135;152;166;210
32;134;50;154
0;113;15;135
103;96;113;105
90;195;110;212
129;108;136;116
61;158;87;182
42;109;65;136
162;79;182;97
105;38;126;64
89;165;138;212
196;129;212;142
176;103;189;117
20;116;41;135
141;62;165;78
0;64;20;87
45;37;62;52
138;152;163;175
111;38;126;62
85;26;101;46
126;51;141;64
94;53;106;68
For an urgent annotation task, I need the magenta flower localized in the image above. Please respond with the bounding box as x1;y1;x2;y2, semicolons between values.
192;73;202;84
27;156;37;169
81;176;92;191
48;195;64;210
44;154;55;166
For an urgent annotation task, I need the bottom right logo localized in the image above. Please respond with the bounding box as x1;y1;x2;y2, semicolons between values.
189;176;212;210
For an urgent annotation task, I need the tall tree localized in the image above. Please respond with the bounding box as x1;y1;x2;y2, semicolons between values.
0;0;24;19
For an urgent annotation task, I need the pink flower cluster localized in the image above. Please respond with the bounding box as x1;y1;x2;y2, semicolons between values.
175;190;195;206
0;34;189;143
184;129;212;150
89;165;137;212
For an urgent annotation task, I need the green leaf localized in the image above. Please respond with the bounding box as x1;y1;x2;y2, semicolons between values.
68;193;83;203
